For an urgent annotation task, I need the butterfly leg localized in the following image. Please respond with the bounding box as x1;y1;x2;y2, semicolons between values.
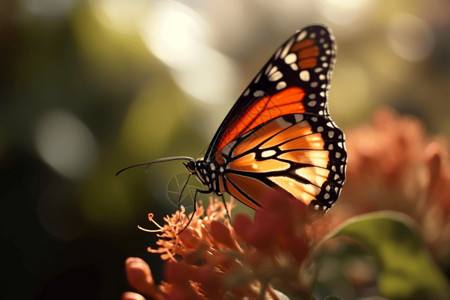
220;195;232;223
174;173;193;226
177;173;193;210
180;188;209;233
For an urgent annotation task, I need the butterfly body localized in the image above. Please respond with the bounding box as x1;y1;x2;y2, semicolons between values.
184;158;226;196
119;25;347;214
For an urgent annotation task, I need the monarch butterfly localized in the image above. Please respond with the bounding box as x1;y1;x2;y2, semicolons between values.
118;25;347;216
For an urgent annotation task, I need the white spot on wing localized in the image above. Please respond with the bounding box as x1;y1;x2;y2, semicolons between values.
274;47;282;59
297;31;307;41
295;115;304;122
261;150;276;158
254;72;262;83
253;90;264;97
284;53;297;64
276;81;287;90
299;70;310;81
268;66;278;76
269;71;283;81
265;63;273;75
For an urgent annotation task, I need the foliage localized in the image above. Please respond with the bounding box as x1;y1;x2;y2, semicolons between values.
327;212;449;300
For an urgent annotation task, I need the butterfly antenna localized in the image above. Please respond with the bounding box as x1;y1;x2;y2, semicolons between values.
116;156;195;176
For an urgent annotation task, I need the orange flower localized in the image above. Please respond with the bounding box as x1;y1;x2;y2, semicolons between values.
123;194;321;300
336;107;450;263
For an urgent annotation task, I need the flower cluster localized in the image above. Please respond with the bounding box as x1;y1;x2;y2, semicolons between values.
123;193;323;300
337;107;450;263
122;108;450;299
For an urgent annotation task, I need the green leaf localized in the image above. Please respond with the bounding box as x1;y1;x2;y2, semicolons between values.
326;211;449;300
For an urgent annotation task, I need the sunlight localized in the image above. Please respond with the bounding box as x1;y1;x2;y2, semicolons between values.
140;0;238;104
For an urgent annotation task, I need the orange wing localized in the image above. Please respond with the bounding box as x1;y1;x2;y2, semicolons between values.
222;114;346;211
204;25;335;164
216;87;305;151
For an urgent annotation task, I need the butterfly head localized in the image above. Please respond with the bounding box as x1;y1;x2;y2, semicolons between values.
183;159;197;174
183;158;219;194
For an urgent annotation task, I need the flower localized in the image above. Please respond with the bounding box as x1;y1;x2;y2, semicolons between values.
336;107;450;264
123;193;322;300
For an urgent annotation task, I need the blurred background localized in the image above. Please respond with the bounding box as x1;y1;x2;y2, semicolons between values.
0;0;449;299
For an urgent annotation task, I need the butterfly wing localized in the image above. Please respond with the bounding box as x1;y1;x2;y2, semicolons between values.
205;25;346;211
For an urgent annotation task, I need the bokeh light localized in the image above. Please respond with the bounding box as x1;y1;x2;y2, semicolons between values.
91;0;150;35
316;0;374;26
141;0;208;71
34;109;97;179
141;0;238;104
387;12;435;61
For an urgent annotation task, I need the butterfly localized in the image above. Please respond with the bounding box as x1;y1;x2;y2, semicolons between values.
118;25;347;215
